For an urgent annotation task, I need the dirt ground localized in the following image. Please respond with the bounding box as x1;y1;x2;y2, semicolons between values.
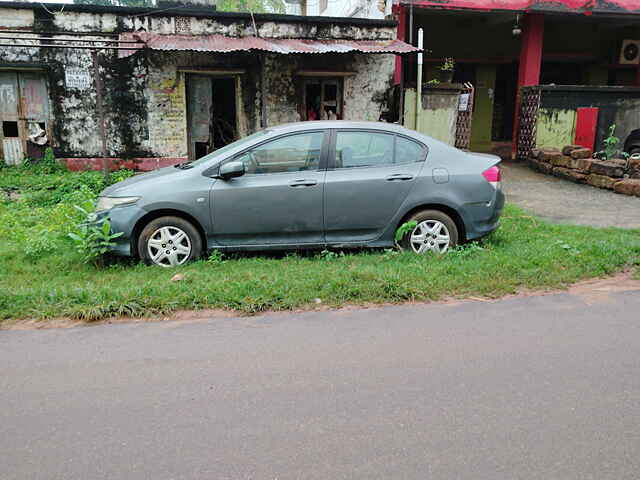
501;162;640;229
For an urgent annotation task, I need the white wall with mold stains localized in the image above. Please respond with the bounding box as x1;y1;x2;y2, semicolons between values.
343;54;394;122
0;8;34;29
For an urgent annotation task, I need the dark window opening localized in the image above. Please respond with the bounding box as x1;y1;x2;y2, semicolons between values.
195;142;209;160
304;79;342;121
2;121;18;137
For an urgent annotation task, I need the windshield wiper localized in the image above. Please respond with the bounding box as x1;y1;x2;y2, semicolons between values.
174;162;193;170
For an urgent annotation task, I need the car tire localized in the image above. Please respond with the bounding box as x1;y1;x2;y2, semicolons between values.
399;209;459;255
629;147;640;156
138;216;203;267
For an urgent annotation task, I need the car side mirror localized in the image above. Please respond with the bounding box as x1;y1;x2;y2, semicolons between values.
218;161;245;180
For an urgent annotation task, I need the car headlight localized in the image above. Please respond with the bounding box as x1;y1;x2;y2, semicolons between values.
95;196;140;212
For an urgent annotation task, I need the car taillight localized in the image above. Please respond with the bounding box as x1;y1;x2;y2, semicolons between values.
482;165;501;189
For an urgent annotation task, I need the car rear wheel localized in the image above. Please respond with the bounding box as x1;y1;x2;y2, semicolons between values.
138;216;202;267
400;210;459;255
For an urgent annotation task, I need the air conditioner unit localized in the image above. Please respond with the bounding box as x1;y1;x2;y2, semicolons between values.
619;40;640;64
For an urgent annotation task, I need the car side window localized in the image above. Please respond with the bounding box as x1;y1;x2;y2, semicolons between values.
334;131;394;168
235;132;324;175
395;136;426;164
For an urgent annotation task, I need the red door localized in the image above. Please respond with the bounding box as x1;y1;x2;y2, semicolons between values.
574;107;599;152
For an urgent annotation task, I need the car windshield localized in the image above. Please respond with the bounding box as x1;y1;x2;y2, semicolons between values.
190;130;271;167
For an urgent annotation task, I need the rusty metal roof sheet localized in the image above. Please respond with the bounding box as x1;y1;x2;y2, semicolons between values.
118;33;419;58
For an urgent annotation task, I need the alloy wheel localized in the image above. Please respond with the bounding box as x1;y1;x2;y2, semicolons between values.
147;226;192;267
409;220;451;254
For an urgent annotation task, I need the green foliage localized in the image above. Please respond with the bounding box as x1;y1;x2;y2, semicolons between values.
595;124;629;161
395;220;417;243
317;249;345;261
216;0;285;13
439;57;456;72
68;202;123;265
207;249;226;265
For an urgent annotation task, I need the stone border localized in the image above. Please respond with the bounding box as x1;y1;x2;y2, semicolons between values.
528;146;640;197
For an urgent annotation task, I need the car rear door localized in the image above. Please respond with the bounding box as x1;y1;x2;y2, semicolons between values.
211;130;329;246
323;129;427;243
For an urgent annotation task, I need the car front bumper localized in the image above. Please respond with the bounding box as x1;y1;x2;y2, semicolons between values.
95;205;147;257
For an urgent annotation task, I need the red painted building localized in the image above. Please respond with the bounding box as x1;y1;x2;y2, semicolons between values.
393;0;640;155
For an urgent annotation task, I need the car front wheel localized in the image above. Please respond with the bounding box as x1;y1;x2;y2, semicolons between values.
400;210;459;255
138;216;203;267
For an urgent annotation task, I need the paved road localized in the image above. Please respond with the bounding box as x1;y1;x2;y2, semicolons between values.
502;162;640;229
2;280;640;480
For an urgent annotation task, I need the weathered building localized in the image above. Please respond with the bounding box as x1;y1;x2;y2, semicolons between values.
0;1;416;169
392;0;640;157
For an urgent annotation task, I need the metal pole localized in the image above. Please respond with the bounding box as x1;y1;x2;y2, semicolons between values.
260;55;268;129
415;28;423;133
92;50;109;181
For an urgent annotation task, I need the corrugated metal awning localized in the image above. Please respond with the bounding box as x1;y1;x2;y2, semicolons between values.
118;33;420;58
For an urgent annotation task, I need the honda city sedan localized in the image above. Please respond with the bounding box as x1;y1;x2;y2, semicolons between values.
96;121;504;267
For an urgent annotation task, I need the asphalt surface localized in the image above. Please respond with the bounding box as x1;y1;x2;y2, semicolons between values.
2;280;640;480
501;162;640;229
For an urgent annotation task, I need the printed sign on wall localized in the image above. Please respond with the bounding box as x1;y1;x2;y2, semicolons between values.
65;68;91;90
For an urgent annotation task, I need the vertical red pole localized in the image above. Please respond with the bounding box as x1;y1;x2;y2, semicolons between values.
512;13;544;155
394;4;407;85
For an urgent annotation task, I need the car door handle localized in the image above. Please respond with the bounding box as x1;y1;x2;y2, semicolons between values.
386;174;414;181
289;179;318;187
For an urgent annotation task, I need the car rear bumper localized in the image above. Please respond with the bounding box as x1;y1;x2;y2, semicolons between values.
463;188;505;241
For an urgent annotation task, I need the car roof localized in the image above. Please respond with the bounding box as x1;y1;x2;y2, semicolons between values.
269;121;414;135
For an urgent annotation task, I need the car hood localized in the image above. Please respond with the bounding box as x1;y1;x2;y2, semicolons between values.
100;166;181;196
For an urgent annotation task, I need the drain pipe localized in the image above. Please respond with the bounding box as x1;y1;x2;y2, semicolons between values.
415;28;423;133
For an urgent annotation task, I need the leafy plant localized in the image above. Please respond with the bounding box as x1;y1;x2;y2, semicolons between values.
594;124;629;162
109;168;135;185
427;78;440;85
317;249;345;261
207;249;226;265
68;202;123;265
394;220;417;243
439;57;455;72
23;230;58;261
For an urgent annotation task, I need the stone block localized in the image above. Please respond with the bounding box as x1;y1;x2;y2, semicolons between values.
586;174;618;190
590;161;625;178
627;158;640;176
529;159;553;174
562;144;583;156
570;148;593;159
538;148;562;163
569;158;594;173
553;167;587;183
613;179;640;197
550;155;572;168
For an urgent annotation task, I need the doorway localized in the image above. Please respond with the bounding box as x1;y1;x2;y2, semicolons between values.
186;74;238;161
0;71;51;165
492;63;518;142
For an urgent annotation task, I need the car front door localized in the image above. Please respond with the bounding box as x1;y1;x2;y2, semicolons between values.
324;130;427;243
211;130;328;246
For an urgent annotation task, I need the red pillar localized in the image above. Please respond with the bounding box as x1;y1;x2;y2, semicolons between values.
394;4;407;85
512;13;544;155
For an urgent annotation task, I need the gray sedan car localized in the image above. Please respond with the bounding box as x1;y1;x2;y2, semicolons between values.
97;121;504;267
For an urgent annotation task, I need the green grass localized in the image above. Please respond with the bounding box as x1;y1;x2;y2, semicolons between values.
1;165;640;324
